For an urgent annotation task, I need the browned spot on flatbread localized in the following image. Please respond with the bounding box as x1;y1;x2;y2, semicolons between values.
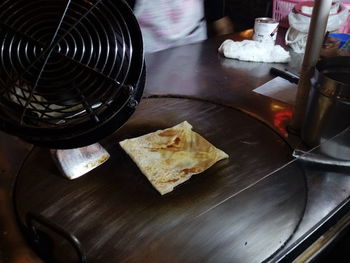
147;148;160;152
182;167;199;175
174;137;181;144
166;137;181;149
157;178;180;184
159;130;178;137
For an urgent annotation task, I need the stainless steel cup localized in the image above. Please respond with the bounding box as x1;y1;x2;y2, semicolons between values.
301;56;350;160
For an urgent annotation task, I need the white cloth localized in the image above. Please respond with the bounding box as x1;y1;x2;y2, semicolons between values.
218;40;291;63
134;0;207;53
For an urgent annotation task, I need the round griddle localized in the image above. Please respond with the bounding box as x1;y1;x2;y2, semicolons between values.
14;98;307;263
0;0;144;148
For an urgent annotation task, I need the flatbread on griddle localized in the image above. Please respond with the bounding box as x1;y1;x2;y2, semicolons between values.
119;121;229;195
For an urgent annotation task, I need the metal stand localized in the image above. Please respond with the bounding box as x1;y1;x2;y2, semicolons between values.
289;0;333;133
51;143;110;180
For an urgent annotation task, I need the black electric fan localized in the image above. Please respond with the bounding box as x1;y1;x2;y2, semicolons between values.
0;0;145;149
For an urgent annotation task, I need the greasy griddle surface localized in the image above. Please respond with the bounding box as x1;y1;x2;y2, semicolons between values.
14;98;306;263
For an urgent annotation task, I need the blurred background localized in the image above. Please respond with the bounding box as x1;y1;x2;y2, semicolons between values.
226;0;273;31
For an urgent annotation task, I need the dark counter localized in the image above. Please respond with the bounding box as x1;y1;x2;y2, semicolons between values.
1;32;350;263
142;34;350;262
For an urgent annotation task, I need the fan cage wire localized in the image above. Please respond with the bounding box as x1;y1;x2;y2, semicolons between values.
0;0;136;129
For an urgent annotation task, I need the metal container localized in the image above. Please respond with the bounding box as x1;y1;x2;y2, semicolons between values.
302;56;350;160
253;17;279;43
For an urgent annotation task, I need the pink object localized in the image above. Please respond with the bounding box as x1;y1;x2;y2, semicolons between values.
294;1;346;17
294;1;322;17
273;0;350;32
339;1;350;33
273;0;309;28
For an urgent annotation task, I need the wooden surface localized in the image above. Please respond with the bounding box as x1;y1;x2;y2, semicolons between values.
143;30;302;143
14;98;306;263
0;133;40;262
1;29;350;263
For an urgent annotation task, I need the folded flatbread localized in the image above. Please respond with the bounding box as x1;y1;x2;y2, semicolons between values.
119;121;229;195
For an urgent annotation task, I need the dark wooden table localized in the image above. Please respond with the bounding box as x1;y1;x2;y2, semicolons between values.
142;32;350;262
1;31;350;263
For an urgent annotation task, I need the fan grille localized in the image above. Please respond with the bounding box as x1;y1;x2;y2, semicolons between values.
0;0;144;148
